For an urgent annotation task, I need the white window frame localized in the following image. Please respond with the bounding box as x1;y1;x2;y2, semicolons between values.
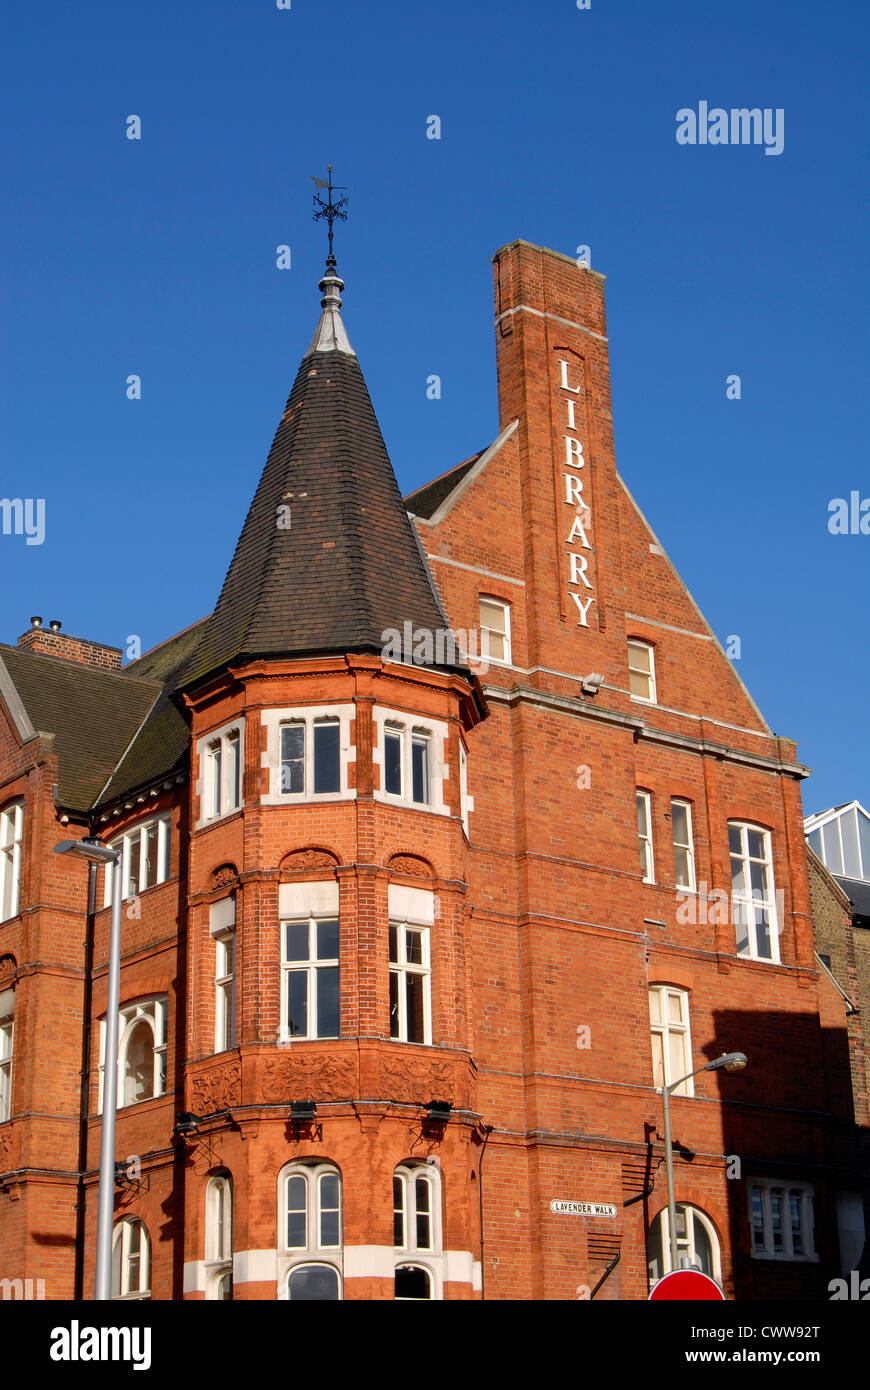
637;791;655;883
205;1174;233;1298
196;720;244;827
372;707;449;815
104;814;171;908
280;914;340;1042
279;718;342;798
749;1181;817;1261
381;722;431;806
628;639;656;704
393;1163;442;1255
459;739;472;837
648;985;693;1097
647;1204;722;1284
0;990;14;1123
111;1218;151;1300
0;801;23;923
210;895;236;1053
260;705;356;806
478;595;511;667
278;1162;343;1300
214;932;235;1053
389;921;432;1045
729;821;780;963
671;798;696;891
99;996;168;1111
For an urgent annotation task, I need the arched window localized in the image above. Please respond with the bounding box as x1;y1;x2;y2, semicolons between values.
393;1162;441;1299
0;802;23;923
278;1162;342;1300
111;1218;151;1299
101;998;168;1110
287;1264;341;1301
395;1263;433;1300
205;1174;233;1299
646;1204;721;1287
124;1020;155;1104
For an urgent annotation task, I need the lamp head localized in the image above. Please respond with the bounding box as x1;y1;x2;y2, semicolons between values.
54;838;119;865
707;1051;748;1073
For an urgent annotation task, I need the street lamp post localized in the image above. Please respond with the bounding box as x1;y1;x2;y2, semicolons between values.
661;1052;748;1273
55;838;123;1300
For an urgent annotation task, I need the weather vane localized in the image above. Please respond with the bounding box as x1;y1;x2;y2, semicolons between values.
310;166;349;264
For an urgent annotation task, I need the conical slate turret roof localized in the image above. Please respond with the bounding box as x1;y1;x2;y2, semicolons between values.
182;259;461;688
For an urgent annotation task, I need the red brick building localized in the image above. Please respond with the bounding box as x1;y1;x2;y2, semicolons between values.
0;240;865;1300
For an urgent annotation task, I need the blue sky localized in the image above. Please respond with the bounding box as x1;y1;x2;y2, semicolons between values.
1;0;867;816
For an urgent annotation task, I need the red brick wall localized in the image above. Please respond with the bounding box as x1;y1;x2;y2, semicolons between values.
0;240;863;1302
16;626;122;670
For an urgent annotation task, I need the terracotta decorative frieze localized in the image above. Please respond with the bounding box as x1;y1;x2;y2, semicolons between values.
0;955;17;987
0;1126;14;1175
387;854;433;879
260;1052;357;1103
280;849;339;875
377;1053;467;1106
211;864;239;891
190;1058;242;1113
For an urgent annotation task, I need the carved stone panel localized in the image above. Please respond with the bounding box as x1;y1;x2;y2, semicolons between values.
280;849;339;875
190;1058;242;1113
211;864;239;891
387;854;433;879
378;1054;463;1105
260;1052;357;1103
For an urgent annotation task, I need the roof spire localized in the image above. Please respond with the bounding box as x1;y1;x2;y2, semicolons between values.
307;166;355;356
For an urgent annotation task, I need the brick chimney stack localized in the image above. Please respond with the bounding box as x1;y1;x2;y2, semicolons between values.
16;616;123;670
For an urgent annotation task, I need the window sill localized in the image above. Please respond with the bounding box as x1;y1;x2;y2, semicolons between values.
375;790;447;816
749;1252;819;1263
277;1035;340;1046
103;876;177;912
735;952;783;968
102;1090;173;1118
195;805;244;832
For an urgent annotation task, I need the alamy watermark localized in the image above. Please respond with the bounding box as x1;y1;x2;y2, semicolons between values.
828;491;870;535
676;103;784;156
1;1275;45;1299
1;497;45;546
50;1321;151;1370
381;622;489;675
676;882;785;930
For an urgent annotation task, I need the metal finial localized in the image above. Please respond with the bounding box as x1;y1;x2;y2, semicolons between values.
311;165;349;265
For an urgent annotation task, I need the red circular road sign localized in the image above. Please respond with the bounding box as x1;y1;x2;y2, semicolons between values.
649;1270;726;1300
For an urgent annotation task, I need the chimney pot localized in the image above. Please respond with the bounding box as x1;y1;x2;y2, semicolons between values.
30;616;43;628
49;619;62;633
